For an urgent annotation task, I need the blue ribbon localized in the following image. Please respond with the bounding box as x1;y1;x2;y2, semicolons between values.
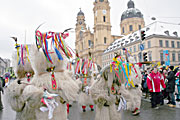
52;37;63;61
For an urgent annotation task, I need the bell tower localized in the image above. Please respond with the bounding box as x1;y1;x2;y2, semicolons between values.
75;9;87;53
93;0;112;66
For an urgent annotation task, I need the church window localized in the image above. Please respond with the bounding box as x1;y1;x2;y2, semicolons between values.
103;16;106;22
122;27;125;33
139;25;141;30
104;37;107;44
129;25;133;31
88;40;92;47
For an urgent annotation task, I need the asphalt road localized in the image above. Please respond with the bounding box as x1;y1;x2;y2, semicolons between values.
1;88;180;120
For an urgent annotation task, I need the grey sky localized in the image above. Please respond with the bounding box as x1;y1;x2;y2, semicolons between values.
0;0;180;59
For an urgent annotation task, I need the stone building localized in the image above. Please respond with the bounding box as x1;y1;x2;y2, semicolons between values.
0;57;8;75
4;59;11;69
75;0;144;67
120;0;145;35
102;21;180;67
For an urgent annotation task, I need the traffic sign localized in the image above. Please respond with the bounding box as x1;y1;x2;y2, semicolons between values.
140;44;144;51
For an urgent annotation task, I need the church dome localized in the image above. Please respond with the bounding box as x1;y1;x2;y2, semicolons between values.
121;0;143;21
77;9;84;16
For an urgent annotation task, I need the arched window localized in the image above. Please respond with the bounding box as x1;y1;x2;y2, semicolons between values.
122;27;125;33
129;25;133;31
103;16;106;22
104;37;107;44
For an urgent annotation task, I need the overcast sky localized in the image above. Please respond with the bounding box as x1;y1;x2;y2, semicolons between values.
0;0;180;60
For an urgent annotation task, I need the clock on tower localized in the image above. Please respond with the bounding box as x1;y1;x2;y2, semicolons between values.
102;10;106;14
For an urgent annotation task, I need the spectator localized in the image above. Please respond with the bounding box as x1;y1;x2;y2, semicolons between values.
159;68;168;105
174;63;180;75
175;71;180;102
142;71;149;99
0;75;5;88
166;66;176;107
0;76;4;110
4;72;10;87
147;66;166;109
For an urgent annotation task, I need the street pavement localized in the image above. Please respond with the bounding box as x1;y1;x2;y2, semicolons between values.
1;88;180;120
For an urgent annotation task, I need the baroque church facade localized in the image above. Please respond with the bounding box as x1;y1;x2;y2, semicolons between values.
75;0;145;67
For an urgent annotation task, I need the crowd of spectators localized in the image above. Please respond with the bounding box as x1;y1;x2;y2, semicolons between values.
141;64;180;109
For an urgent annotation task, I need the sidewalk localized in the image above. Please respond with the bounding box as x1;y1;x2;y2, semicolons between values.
142;96;180;108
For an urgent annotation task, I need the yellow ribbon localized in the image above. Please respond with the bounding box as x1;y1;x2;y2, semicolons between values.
15;43;20;64
26;45;30;62
125;63;135;87
110;64;112;72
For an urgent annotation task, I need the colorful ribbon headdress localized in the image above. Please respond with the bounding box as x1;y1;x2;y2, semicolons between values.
11;37;30;65
35;25;73;64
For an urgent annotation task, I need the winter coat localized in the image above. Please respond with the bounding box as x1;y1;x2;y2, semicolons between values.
143;74;148;89
175;71;180;85
147;71;166;92
166;71;175;93
0;79;3;93
0;77;5;87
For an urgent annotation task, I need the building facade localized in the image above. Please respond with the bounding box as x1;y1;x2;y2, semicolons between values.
0;57;10;75
120;0;145;35
75;0;142;66
4;59;11;68
102;21;180;67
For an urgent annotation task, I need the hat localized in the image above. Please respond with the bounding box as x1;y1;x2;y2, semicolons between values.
169;66;174;70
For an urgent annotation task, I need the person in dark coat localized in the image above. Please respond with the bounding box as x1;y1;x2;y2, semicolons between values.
143;71;149;98
0;76;4;110
0;76;5;88
166;66;176;107
175;63;180;101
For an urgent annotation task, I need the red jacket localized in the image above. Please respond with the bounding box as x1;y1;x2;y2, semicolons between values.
147;71;166;92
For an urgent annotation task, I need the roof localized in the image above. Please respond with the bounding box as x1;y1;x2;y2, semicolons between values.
77;9;84;16
121;0;143;21
104;21;180;54
121;8;143;21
